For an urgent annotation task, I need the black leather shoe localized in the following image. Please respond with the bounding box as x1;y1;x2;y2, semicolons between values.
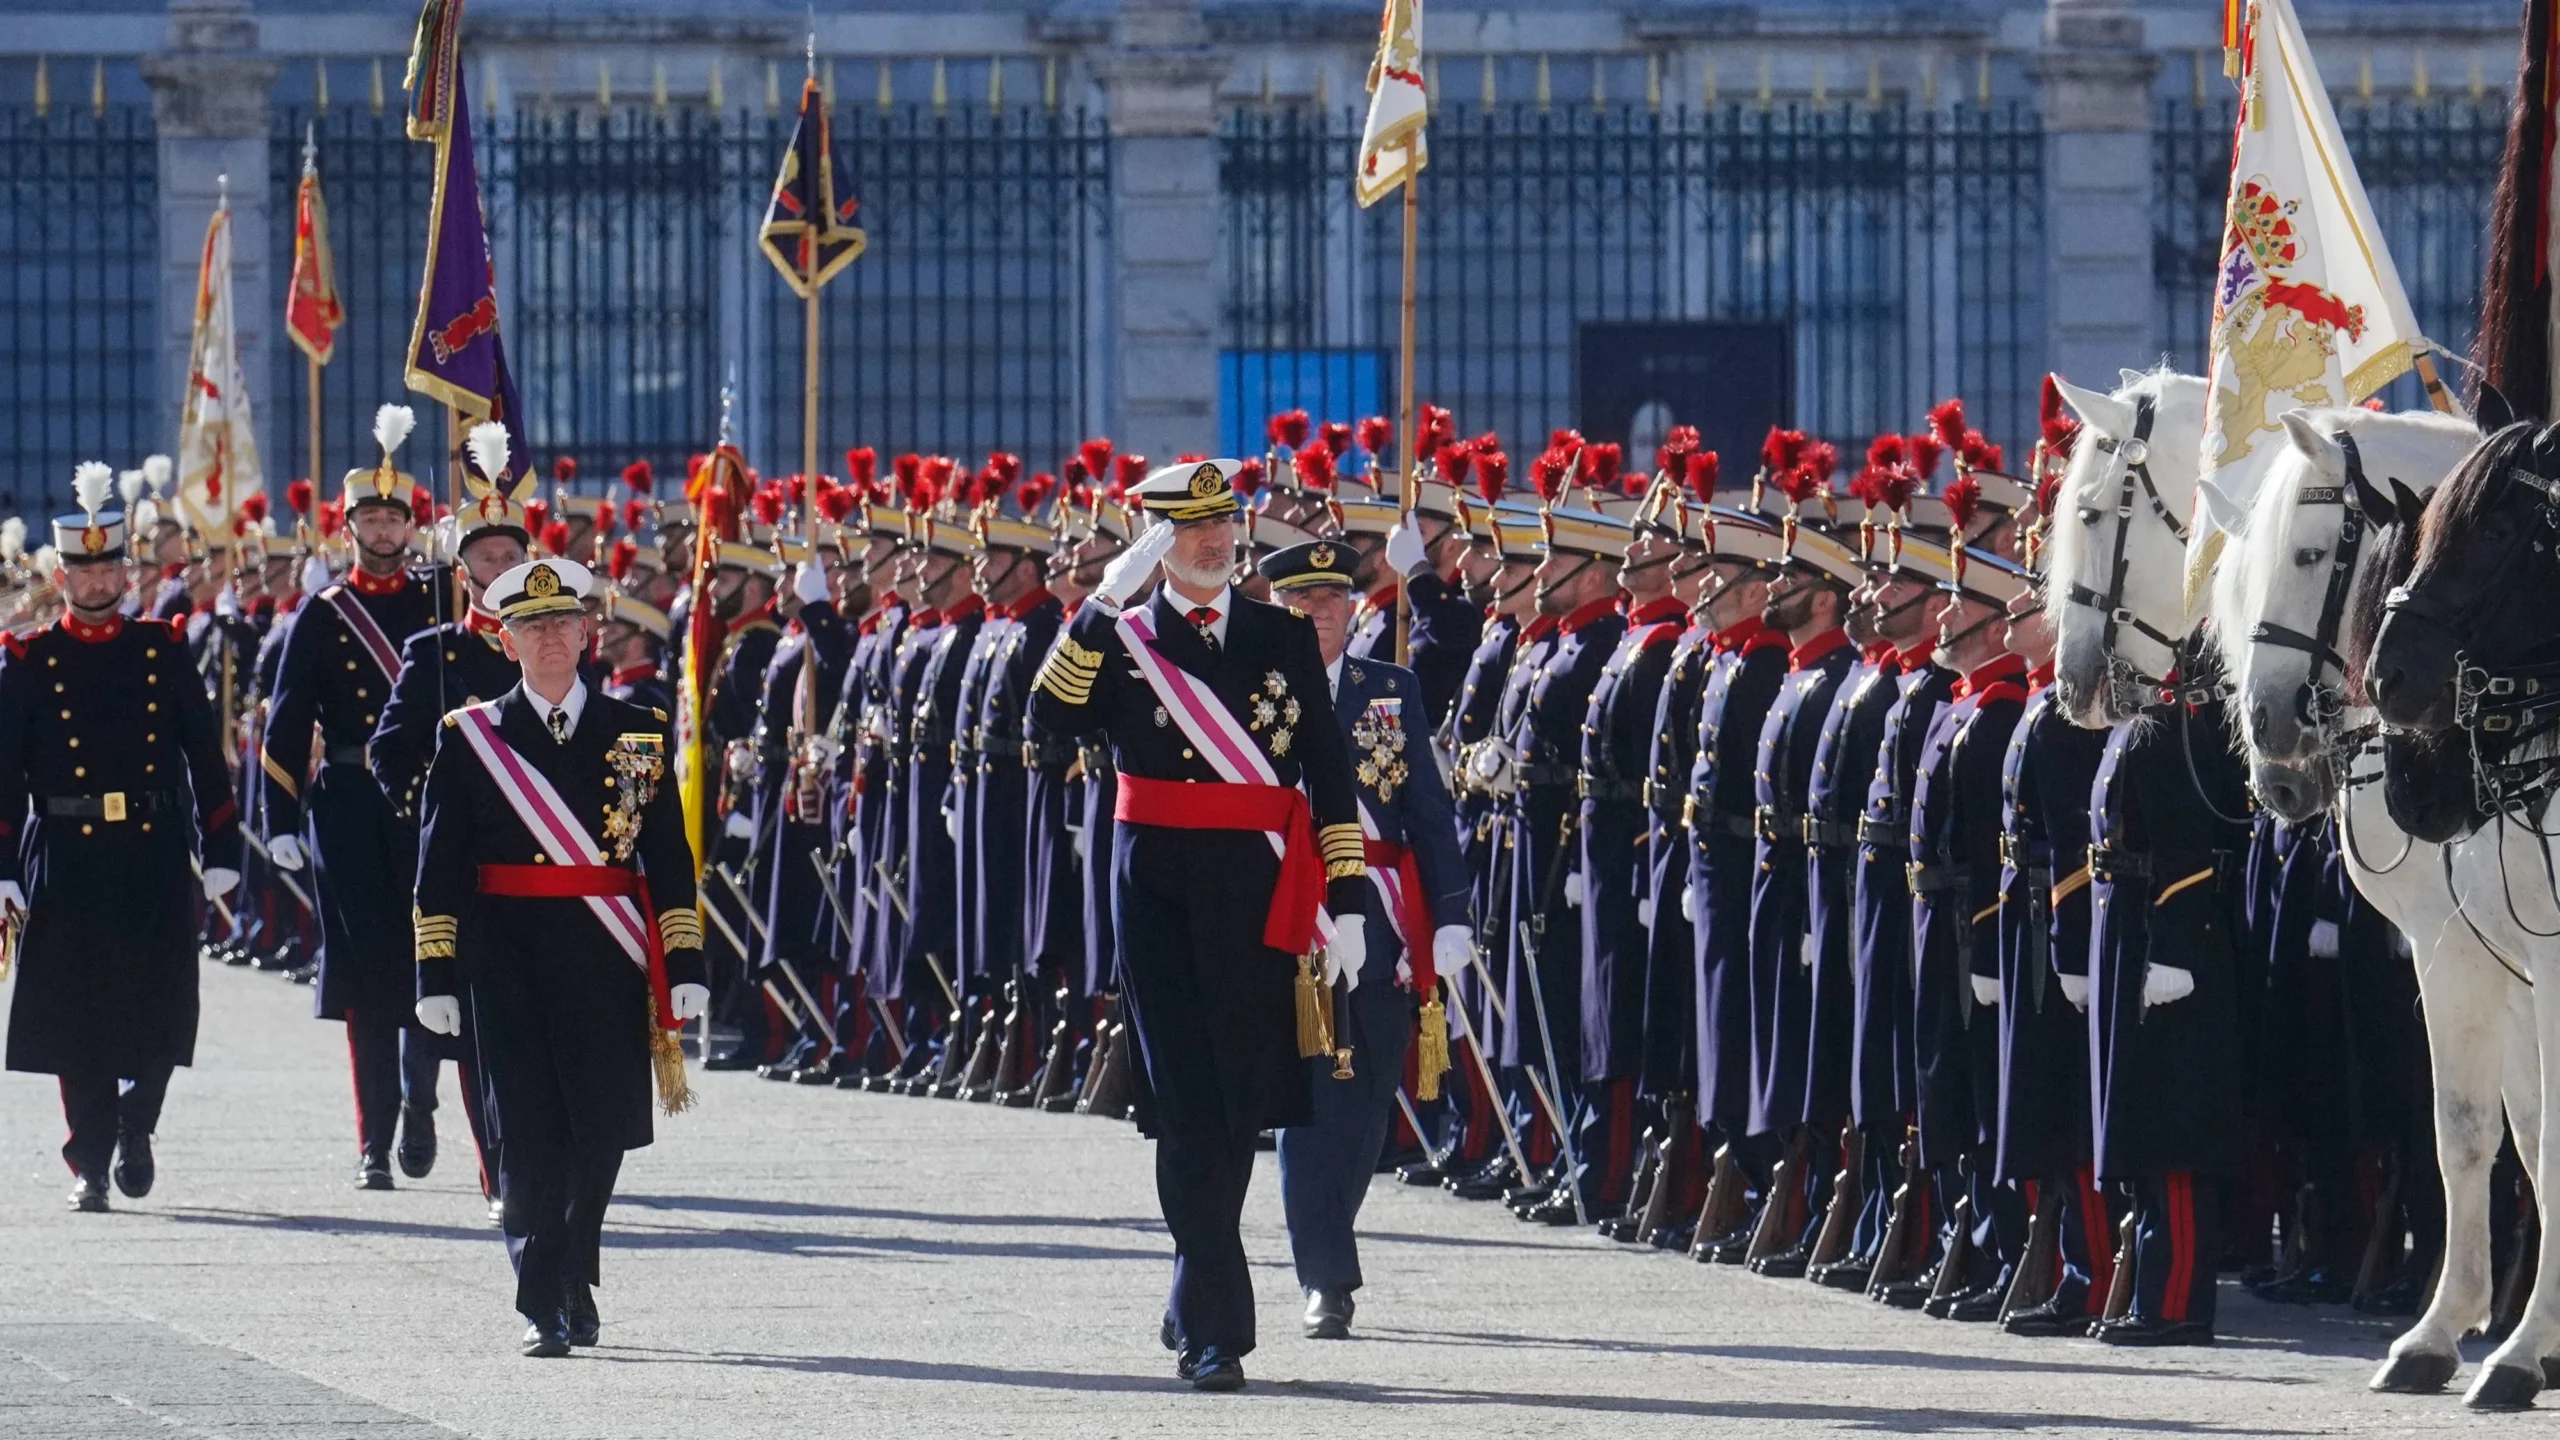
1648;1221;1695;1252
793;1057;846;1085
1397;1157;1453;1187
1185;1347;1246;1392
702;1050;760;1072
1806;1257;1872;1290
1303;1288;1355;1339
1876;1279;1935;1309
1160;1315;1178;1352
565;1284;599;1347
357;1150;394;1191
2002;1298;2091;1338
397;1105;436;1179
2095;1316;2215;1347
69;1173;109;1213
1696;1225;1756;1265
1948;1286;2009;1323
1446;1158;1518;1200
1750;1245;1812;1279
112;1131;154;1199
1519;1195;1585;1226
521;1311;572;1358
487;1197;506;1226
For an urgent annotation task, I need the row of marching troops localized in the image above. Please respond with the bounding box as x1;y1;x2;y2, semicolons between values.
0;387;2447;1370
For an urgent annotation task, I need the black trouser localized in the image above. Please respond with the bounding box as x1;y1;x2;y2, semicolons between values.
500;1138;624;1322
347;1010;495;1192
1159;1122;1262;1359
59;1066;173;1177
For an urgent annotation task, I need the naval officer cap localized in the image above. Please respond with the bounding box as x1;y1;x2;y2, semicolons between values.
488;557;595;622
1256;538;1360;592
1130;458;1248;523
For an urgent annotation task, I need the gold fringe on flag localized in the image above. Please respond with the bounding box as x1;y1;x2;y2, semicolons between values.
1296;954;1334;1059
650;1020;696;1115
1414;995;1450;1102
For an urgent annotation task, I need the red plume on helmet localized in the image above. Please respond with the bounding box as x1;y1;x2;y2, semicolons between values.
1232;458;1267;498
621;497;651;534
844;447;877;486
1268;409;1310;450
541;520;571;556
1176;452;1207;465
1530;447;1572;504
1113;454;1150;490
1319;421;1353;458
1434;440;1474;488
286;477;315;517
1017;472;1057;515
750;487;785;529
2039;374;2081;458
1961;432;2004;474
1577;442;1622;495
1760;426;1806;477
976;452;1023;508
1417;406;1456;462
1684;451;1719;504
1943;473;1984;535
1927;397;1967;454
1871;463;1918;516
319;499;344;537
552;456;578;484
818;485;858;522
1656;424;1700;480
1293;444;1337;492
407;487;432;520
621;460;653;494
1357;415;1393;457
1862;434;1906;482
240;493;268;523
893;454;925;508
1076;439;1112;486
608;537;637;580
1475;450;1510;506
523;498;550;538
1906;431;1944;482
1060;456;1089;487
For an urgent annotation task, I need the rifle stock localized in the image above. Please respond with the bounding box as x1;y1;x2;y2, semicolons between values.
1745;1127;1814;1266
2000;1179;2065;1323
1689;1143;1750;1260
1866;1129;1925;1297
2100;1207;2139;1323
1808;1124;1864;1268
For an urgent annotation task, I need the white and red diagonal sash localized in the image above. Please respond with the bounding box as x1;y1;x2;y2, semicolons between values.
322;585;406;685
1116;606;1332;942
451;704;650;968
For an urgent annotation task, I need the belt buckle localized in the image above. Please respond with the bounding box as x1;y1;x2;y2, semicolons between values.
1801;814;1818;845
1641;779;1656;810
1680;794;1697;830
1998;833;2016;869
1906;860;1922;890
1575;774;1591;800
102;791;126;823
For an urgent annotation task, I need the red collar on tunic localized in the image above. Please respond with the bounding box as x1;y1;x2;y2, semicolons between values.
345;565;408;598
1893;638;1938;674
61;611;123;644
1952;652;2029;702
999;586;1054;622
1558;596;1618;635
1788;626;1851;672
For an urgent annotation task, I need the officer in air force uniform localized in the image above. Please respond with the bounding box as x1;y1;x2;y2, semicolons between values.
1030;460;1368;1391
1262;538;1472;1341
411;557;709;1356
0;465;240;1211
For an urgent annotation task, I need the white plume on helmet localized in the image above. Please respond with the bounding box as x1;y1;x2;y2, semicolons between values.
140;453;172;497
73;461;113;520
1;518;26;563
118;469;146;507
465;420;510;484
374;403;417;462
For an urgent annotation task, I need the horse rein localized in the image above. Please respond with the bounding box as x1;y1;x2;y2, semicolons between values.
2244;429;2378;777
2062;394;2190;691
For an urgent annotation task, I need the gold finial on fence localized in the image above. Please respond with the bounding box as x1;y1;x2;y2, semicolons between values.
1591;55;1606;111
1756;53;1772;108
90;57;105;117
597;60;612;114
1314;64;1329;112
653;60;669;111
33;55;48;118
1922;54;1937;107
709;57;724;111
1045;55;1059;113
2412;53;2429;100
988;57;1003;112
1976;52;1991;107
1867;59;1882;107
315;58;330;113
1810;58;1827;109
1646;53;1660;113
370;56;386;114
823;58;837;110
1481;54;1496;113
1702;56;1717;107
933;56;948;113
1536;54;1551;111
2191;49;2208;108
2472;53;2486;102
1429;56;1442;115
877;59;892;112
2356;54;2372;102
767;59;781;115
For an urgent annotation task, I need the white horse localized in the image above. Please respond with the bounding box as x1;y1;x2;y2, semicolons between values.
2200;408;2550;1403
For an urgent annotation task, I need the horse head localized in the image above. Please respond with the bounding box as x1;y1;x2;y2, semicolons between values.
2367;420;2560;732
2043;370;2211;728
2215;406;2473;820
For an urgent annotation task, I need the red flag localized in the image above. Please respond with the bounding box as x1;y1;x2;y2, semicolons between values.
286;131;343;366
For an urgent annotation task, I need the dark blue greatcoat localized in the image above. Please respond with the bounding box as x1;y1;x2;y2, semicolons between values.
1745;629;1856;1136
1636;624;1713;1097
1804;650;1898;1130
1849;652;1953;1125
1577;596;1687;1084
1993;681;2105;1185
1687;621;1790;1129
1500;602;1623;1078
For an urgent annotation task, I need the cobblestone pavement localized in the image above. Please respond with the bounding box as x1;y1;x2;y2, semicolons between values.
0;963;2517;1437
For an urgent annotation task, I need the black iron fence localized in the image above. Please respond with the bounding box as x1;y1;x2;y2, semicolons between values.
0;106;156;514
2154;97;2507;411
267;100;1107;505
1221;101;2045;473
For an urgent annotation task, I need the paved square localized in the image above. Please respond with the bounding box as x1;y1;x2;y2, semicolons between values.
0;964;2504;1437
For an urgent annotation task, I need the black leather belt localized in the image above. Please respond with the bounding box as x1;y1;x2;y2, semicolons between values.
1705;809;1755;841
1906;860;1970;894
1641;778;1685;821
44;789;179;821
324;743;368;767
1803;815;1859;848
1998;832;2051;870
1755;806;1804;845
2088;845;2223;884
1517;761;1574;791
1578;774;1641;804
1857;814;1908;850
1022;739;1079;769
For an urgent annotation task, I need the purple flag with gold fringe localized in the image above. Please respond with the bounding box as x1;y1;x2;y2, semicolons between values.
402;1;527;468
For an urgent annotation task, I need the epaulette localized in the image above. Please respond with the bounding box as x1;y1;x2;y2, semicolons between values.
1636;622;1684;648
1287;606;1306;619
2;631;26;660
652;707;668;722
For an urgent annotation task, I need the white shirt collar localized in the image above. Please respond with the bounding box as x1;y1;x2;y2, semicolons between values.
521;677;589;739
1326;654;1344;700
1164;582;1232;646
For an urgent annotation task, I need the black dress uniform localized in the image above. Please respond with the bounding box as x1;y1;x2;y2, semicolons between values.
701;601;782;1066
413;559;705;1352
2086;674;2249;1343
1346;569;1482;729
1572;594;1688;1218
958;585;1068;1097
904;592;987;1083
823;600;908;1078
1029;463;1366;1385
1993;666;2113;1332
1741;624;1856;1261
264;557;441;1182
1906;651;2029;1315
1445;611;1543;1188
0;575;240;1209
746;596;853;1077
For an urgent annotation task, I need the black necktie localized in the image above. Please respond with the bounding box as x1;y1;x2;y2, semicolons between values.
549;707;570;743
1188;606;1219;651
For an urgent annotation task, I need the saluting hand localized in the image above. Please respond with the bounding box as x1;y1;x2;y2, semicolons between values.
1096;520;1178;608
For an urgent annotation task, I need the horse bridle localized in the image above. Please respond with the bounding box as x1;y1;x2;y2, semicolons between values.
2245;429;2372;748
2062;394;2190;689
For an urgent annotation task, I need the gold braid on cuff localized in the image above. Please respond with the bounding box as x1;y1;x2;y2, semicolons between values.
658;907;704;951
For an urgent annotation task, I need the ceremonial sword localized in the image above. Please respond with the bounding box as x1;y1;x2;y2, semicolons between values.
710;864;836;1049
808;848;910;1062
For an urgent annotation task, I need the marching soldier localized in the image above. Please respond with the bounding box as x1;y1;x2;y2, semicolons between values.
0;465;241;1212
1261;537;1471;1339
748;542;855;1083
1030;459;1368;1391
262;406;450;1189
696;517;786;1070
1020;485;1096;1107
410;556;707;1356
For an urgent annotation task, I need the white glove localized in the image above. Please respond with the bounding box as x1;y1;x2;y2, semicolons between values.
1432;923;1476;978
2141;963;2196;1009
1384;520;1429;579
2059;973;2089;1010
1069;823;1088;862
943;801;960;842
1097;520;1178;607
1324;915;1367;992
723;812;755;841
792;558;831;607
1637;897;1655;931
267;834;305;871
214;585;239;619
1564;871;1585;908
668;982;710;1021
1970;974;2000;1008
414;996;463;1036
1681;884;1696;922
201;867;240;899
1468;737;1516;792
2308;920;2340;958
0;879;23;917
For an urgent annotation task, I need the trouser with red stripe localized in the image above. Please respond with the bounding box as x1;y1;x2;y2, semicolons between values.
346;1010;493;1193
1575;1077;1641;1210
2129;1171;2220;1327
2026;1165;2117;1315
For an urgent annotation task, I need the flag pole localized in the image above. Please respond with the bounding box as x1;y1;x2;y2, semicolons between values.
308;355;323;487
803;274;821;529
1393;172;1418;668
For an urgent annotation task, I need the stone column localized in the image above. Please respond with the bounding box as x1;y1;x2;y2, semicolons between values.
141;0;279;464
2031;0;2161;388
1095;0;1228;459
